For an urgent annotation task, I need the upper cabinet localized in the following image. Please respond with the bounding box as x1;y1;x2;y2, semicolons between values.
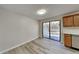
63;16;74;27
74;14;79;26
63;14;79;27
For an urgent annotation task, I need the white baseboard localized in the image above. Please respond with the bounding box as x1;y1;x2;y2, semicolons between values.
0;37;39;54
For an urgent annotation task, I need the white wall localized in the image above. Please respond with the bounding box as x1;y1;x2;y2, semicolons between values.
0;9;39;53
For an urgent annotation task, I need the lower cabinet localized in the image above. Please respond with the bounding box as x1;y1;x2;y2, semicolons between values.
64;34;72;47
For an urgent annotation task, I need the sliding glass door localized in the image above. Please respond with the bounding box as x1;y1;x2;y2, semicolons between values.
43;22;49;38
43;21;60;42
50;21;60;41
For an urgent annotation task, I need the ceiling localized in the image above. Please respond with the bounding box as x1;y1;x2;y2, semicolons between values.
0;4;79;20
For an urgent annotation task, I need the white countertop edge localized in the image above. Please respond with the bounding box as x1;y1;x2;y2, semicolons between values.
63;32;79;35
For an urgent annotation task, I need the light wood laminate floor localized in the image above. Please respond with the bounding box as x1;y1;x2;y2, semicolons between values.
4;38;79;54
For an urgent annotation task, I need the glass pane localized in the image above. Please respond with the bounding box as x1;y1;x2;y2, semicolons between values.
50;21;60;41
43;22;49;38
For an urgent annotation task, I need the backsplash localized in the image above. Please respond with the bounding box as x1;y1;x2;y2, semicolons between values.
63;27;79;35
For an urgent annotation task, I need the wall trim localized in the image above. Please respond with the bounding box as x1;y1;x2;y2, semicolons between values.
0;37;39;54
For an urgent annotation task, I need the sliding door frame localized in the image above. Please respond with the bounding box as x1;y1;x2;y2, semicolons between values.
42;20;61;42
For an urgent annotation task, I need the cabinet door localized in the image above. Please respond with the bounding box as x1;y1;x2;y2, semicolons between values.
74;14;79;26
64;34;72;47
63;16;74;27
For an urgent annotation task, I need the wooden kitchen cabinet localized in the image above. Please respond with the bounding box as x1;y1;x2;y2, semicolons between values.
63;16;74;27
64;34;72;47
74;14;79;26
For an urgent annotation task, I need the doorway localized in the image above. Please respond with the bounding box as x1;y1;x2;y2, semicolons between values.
43;21;61;42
